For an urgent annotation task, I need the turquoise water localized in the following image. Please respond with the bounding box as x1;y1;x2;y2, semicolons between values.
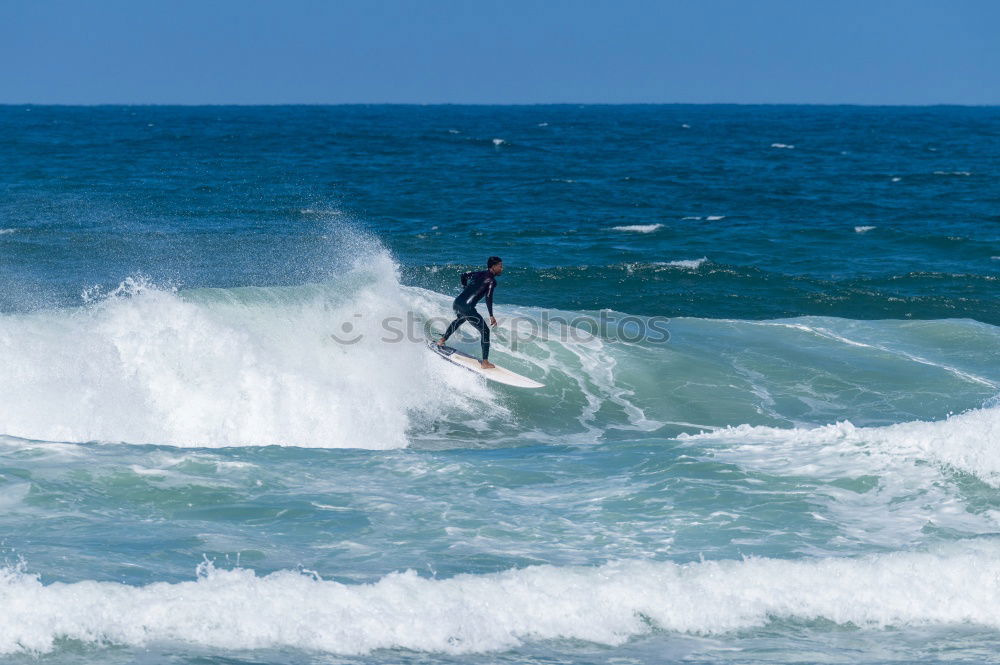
1;105;1000;663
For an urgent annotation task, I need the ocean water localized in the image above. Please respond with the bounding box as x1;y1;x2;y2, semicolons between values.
1;104;999;664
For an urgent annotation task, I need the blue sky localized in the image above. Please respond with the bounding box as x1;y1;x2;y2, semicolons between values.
1;0;997;105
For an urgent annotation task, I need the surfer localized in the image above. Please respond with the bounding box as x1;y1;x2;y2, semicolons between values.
438;256;502;368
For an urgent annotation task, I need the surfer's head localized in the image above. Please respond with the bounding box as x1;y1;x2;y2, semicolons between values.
488;256;503;275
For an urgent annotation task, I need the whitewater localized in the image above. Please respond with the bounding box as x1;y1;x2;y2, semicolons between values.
6;542;1000;655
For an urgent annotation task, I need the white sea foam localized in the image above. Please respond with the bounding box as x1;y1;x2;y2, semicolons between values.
891;176;902;182
679;403;1000;545
683;404;1000;488
492;138;505;146
705;215;725;221
612;224;662;233
770;143;795;149
855;225;876;233
0;228;17;235
934;171;971;176
4;542;1000;655
0;252;496;449
681;216;702;220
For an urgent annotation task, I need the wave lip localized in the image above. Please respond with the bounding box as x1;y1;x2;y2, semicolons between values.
5;541;1000;655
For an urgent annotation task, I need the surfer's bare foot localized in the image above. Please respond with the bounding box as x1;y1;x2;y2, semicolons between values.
437;337;446;347
480;360;495;369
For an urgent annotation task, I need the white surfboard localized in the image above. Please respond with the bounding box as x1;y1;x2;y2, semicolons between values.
428;342;544;389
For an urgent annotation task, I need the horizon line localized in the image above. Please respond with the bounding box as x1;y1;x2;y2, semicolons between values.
4;102;1000;108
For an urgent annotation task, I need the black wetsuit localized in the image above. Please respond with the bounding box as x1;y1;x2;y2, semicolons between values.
440;269;496;360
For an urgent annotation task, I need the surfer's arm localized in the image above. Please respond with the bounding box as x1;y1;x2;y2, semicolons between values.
485;279;495;319
460;271;472;286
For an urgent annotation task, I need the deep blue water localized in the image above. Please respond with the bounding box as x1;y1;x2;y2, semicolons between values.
3;105;999;319
1;105;999;664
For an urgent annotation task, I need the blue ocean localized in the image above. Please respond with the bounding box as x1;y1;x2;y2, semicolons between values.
2;105;999;664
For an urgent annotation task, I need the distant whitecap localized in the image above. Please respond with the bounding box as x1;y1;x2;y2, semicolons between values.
705;215;725;221
855;226;876;233
537;122;549;127
891;177;902;182
448;129;460;134
681;216;702;221
771;143;795;149
0;228;17;235
612;224;662;233
492;138;505;146
661;257;708;269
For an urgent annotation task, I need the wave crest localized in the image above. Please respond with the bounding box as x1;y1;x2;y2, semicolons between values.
0;251;495;449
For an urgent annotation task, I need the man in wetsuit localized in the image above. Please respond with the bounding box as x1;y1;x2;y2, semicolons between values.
437;256;503;369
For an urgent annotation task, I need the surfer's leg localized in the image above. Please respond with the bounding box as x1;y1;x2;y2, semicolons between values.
470;311;491;362
441;304;471;344
440;316;464;343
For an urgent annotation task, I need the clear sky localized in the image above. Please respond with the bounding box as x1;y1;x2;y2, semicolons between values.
1;0;997;105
